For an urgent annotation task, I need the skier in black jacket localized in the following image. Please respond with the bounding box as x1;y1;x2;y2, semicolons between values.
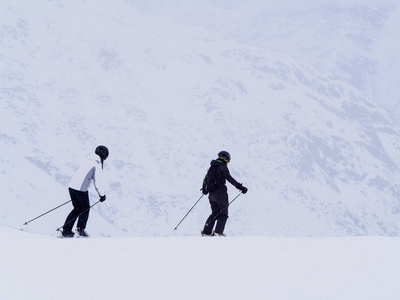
201;151;248;236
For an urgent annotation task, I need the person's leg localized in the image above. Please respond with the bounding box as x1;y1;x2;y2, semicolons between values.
214;192;229;235
202;196;220;235
63;188;83;232
76;191;90;230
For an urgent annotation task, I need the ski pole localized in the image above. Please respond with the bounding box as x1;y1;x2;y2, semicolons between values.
174;194;204;231
56;200;101;232
207;192;242;225
23;200;72;226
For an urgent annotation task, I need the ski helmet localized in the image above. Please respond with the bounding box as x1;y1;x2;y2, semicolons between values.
218;151;231;163
95;145;109;160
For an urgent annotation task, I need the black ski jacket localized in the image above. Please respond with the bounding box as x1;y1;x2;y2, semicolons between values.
210;159;242;192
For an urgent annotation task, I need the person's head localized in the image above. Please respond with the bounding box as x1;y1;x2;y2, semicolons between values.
218;151;231;164
95;145;109;168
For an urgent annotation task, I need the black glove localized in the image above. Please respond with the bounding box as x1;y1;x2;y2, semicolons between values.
100;195;106;202
201;188;208;195
239;185;248;194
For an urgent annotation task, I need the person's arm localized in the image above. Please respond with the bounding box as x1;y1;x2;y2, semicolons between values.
221;165;248;194
93;165;106;198
221;166;241;189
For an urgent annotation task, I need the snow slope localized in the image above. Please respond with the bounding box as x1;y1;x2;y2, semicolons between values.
1;226;400;300
1;0;400;237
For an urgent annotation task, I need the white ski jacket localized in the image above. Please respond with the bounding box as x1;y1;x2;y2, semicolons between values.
69;153;106;197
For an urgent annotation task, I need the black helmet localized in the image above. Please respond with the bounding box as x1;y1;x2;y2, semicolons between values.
218;151;231;163
95;145;109;160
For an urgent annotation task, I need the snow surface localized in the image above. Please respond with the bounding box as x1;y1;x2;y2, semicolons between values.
1;225;400;300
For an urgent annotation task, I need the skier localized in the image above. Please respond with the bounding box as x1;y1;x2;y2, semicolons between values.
61;145;109;237
201;151;248;236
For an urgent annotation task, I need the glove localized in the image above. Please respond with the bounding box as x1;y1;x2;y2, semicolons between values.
100;195;106;202
240;186;248;194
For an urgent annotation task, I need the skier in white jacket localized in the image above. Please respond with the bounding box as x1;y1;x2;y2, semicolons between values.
61;145;109;237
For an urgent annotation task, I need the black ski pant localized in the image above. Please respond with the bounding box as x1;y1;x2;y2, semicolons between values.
203;188;229;235
63;188;90;232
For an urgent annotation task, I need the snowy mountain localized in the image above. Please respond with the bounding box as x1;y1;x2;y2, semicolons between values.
1;0;400;237
131;0;400;113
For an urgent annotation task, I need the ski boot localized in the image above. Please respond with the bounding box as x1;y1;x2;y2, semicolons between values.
213;230;226;237
201;230;214;237
61;229;75;238
77;228;89;237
